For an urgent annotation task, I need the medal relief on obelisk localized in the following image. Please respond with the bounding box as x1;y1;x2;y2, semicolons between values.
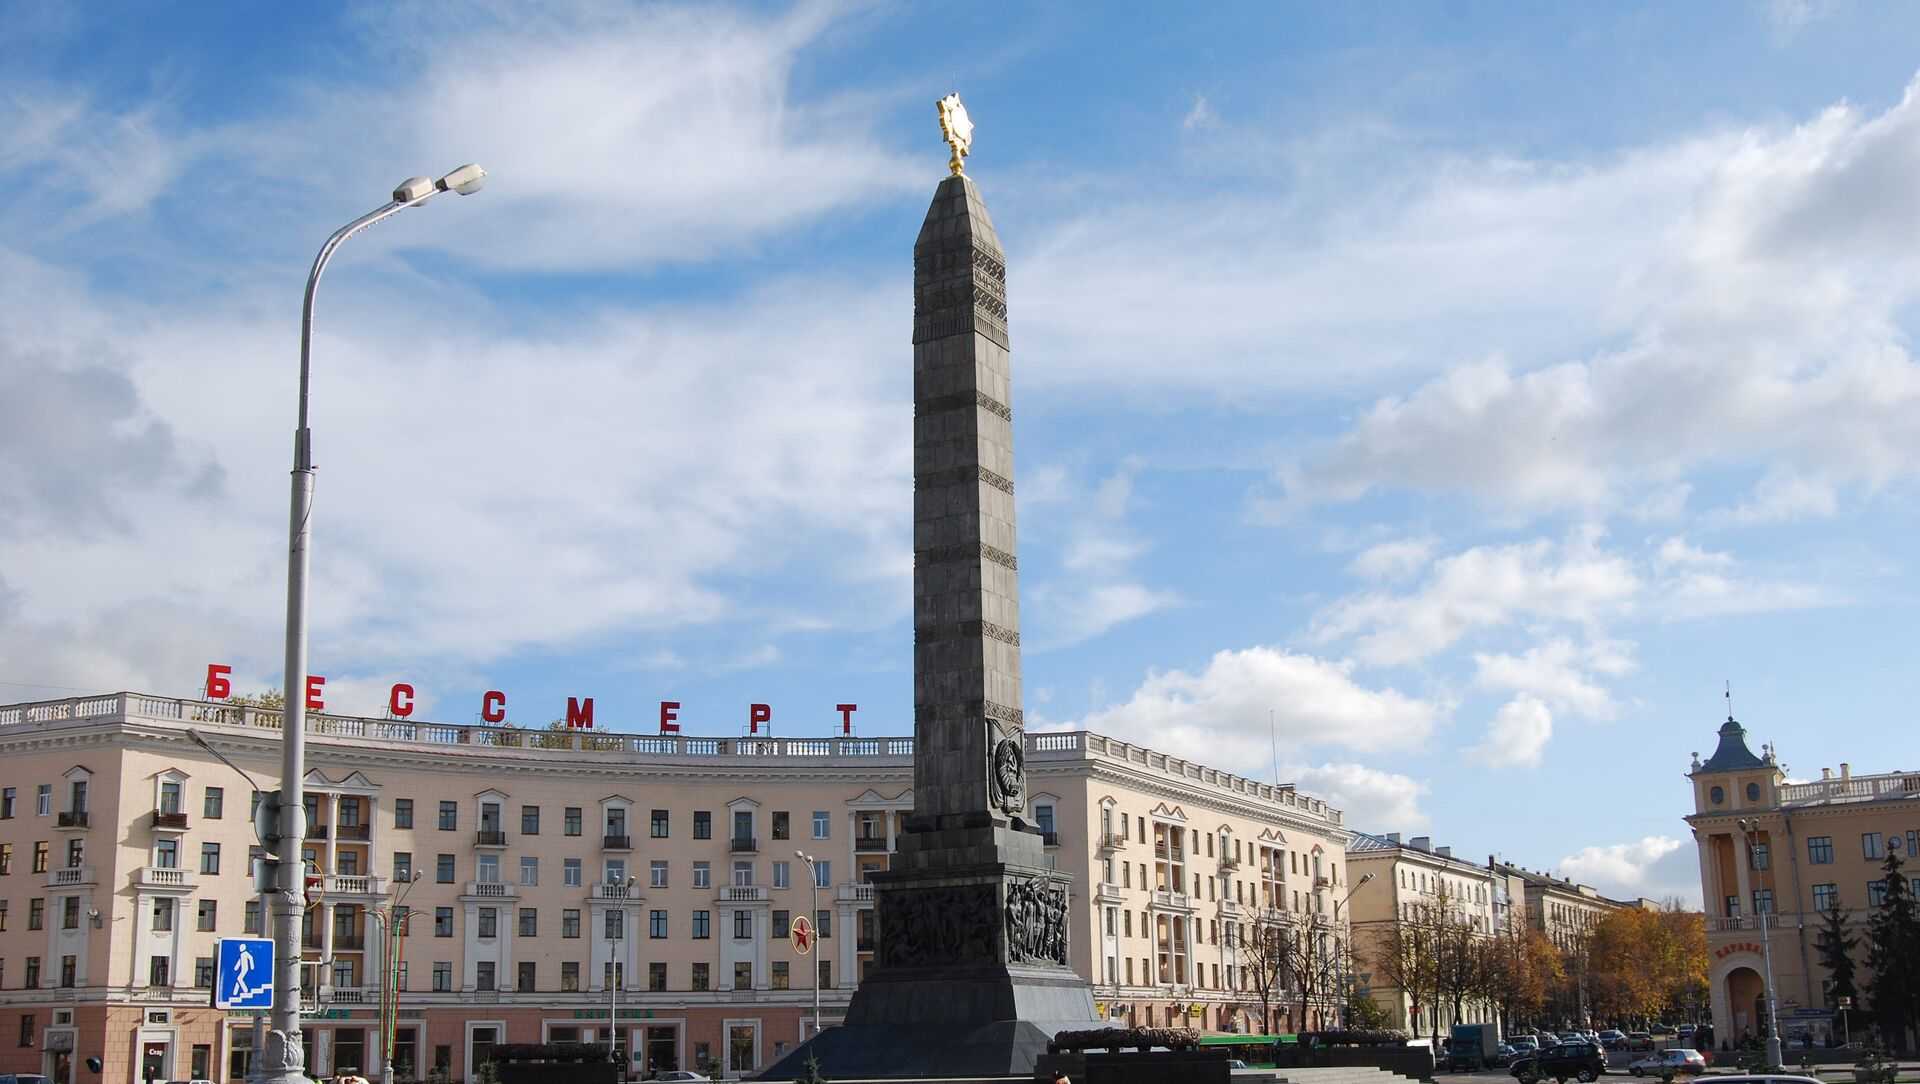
912;93;1028;824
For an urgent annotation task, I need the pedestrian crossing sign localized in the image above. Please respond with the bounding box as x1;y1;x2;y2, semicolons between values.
215;937;274;1010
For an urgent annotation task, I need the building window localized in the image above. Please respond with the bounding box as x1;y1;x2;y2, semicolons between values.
604;910;625;940
1746;782;1761;802
438;801;457;830
436;854;455;883
564;859;582;887
62;896;78;929
33;842;50;874
205;787;224;819
693;811;711;839
1869;880;1888;907
517;962;536;992
432;962;451;991
1813;883;1838;911
476;962;495;991
1749;842;1769;870
0;842;10;874
733;861;754;887
201;843;221;875
477;854;500;883
245;899;262;933
194;956;214;988
19;1014;34;1046
149;956;170;986
650;910;668;938
1036;804;1055;836
153;898;174;931
813;860;831;888
24;957;40;988
692;962;709;991
521;806;540;835
693;861;711;889
392;852;413;883
478;907;498;939
733;962;752;990
772;812;790;840
772;910;790;939
1865;833;1885;860
772;961;790;989
562;909;581;938
564;807;582;836
37;785;52;816
0;788;12;818
693;910;711;939
650;861;668;888
815;909;831;938
434;908;453;937
198;899;217;931
813;811;831;839
1809;837;1834;864
734;910;753;939
649;961;667;991
772;861;790;890
521;857;539;886
394;799;414;828
651;809;669;838
561;961;579;991
519;908;538;937
818;960;831;989
1753;889;1773;914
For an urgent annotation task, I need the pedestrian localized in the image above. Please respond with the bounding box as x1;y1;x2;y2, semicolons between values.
1052;1070;1071;1084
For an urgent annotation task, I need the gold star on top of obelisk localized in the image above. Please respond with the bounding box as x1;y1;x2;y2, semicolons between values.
937;93;973;176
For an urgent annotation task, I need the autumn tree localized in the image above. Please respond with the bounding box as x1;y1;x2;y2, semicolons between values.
1585;903;1707;1026
1487;925;1563;1032
1370;895;1445;1035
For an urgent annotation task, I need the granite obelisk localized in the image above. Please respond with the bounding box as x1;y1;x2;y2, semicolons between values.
761;94;1103;1080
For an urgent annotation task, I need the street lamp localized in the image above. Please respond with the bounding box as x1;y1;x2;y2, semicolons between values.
1737;818;1783;1070
795;851;822;1037
370;872;427;1084
266;163;486;1084
608;876;635;1080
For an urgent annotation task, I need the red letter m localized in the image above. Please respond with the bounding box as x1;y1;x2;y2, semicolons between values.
566;697;595;729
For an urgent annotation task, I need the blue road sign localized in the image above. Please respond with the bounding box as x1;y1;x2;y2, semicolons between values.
215;937;274;1010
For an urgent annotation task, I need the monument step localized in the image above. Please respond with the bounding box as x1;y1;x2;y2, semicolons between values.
1274;1066;1418;1084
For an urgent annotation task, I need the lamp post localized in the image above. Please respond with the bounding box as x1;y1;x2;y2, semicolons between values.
264;164;484;1084
608;877;634;1080
370;872;427;1084
1331;873;1376;1028
1737;818;1783;1070
795;851;821;1038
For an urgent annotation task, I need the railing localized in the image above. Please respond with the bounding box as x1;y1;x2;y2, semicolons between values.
332;934;366;950
721;886;768;903
1095;882;1124;901
854;837;889;852
1219;857;1241;871
1709;914;1789;932
602;834;632;850
466;882;514;898
335;824;371;841
131;866;193;889
730;837;758;853
1150;889;1193;911
57;811;89;828
1780;773;1920;804
151;810;188;830
307;825;330;840
476;830;507;847
48;866;94;887
588;883;638;902
1042;831;1060;846
839;884;874;903
856;936;875;951
323;874;385;896
1099;832;1128;851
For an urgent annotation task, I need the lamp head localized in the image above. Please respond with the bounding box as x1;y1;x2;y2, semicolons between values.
436;163;487;196
392;176;436;204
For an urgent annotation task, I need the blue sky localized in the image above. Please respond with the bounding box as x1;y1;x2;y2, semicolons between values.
8;1;1920;905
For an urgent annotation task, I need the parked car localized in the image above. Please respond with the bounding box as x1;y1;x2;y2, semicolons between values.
1649;1024;1675;1036
1599;1031;1628;1051
1510;1036;1541;1052
1675;1025;1697;1039
1628;1049;1708;1077
1510;1040;1607;1084
653;1074;712;1083
1626;1033;1655;1052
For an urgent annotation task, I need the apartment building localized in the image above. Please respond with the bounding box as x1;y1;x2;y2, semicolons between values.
0;691;1349;1084
1686;712;1911;1046
1345;832;1501;1034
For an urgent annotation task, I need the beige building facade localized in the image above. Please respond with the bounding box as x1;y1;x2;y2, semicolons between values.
1686;713;1901;1047
0;691;1350;1084
1346;832;1500;1035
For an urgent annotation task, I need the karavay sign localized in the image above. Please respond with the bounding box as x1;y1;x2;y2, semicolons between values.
203;664;859;735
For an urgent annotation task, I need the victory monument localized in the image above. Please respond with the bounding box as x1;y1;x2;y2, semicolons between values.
761;94;1106;1079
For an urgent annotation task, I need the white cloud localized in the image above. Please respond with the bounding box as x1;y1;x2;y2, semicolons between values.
1312;527;1640;666
1557;836;1689;900
1466;695;1555;769
1182;95;1219;132
1712;470;1840;525
1348;537;1437;582
1065;646;1442;761
1285;762;1431;832
1025;459;1178;650
1472;638;1634;720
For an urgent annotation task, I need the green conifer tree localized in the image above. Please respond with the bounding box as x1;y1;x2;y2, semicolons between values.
1816;893;1859;1034
1864;849;1920;1051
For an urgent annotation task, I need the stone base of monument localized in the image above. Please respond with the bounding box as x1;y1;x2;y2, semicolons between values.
1032;1049;1233;1084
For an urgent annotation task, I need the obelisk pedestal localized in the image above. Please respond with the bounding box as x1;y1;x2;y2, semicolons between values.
759;99;1104;1080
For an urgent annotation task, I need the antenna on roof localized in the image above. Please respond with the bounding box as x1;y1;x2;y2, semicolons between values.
1725;680;1734;721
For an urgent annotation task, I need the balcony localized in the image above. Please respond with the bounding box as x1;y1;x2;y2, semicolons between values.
464;881;516;899
854;837;890;852
1098;832;1128;852
307;825;329;840
720;885;769;903
47;866;95;888
856;935;875;952
1709;914;1789;932
322;873;387;897
602;834;632;851
1095;881;1125;904
1150;888;1194;912
1042;831;1061;847
1219;857;1241;871
336;824;371;842
57;811;89;829
838;883;875;903
588;882;640;902
131;866;195;890
730;836;759;853
332;934;366;951
476;830;508;847
151;809;188;831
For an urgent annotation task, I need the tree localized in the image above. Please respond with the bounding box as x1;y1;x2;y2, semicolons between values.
1369;897;1442;1035
1815;893;1859;1034
1865;850;1920;1051
1584;903;1706;1027
1487;925;1563;1033
1243;912;1293;1034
